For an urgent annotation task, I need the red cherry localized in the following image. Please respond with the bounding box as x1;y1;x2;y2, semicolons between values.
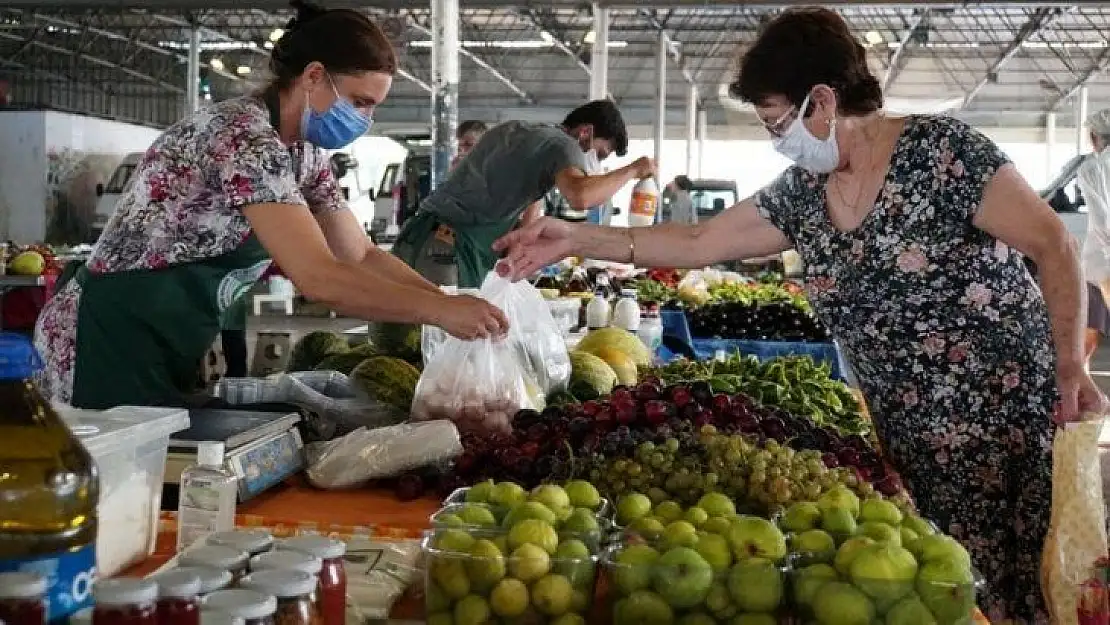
644;400;670;425
712;394;732;416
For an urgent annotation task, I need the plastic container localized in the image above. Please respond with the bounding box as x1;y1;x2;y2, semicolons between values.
422;529;598;623
612;289;641;332
178;545;250;581
92;578;158;625
172;566;234;596
0;572;47;625
177;441;238;552
57;404;190;576
546;297;583;336
155;569;202;625
585;290;610;330
637;304;663;354
629;178;659;227
207;530;274;558
442;487;614;523
240;570;320;625
274;537;347;625
202;590;276;625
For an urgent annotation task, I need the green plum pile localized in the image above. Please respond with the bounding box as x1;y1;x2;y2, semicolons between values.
784;487;979;625
424;483;609;625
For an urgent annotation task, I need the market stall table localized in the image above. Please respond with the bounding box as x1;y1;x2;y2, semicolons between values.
0;274;46;331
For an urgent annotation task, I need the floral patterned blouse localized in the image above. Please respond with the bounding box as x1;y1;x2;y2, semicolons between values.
34;96;345;403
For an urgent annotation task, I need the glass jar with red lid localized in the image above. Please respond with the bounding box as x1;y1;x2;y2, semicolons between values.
92;578;158;625
274;537;346;625
0;571;47;625
155;569;201;625
203;589;276;625
207;531;273;559
173;566;234;597
240;570;320;625
179;545;250;582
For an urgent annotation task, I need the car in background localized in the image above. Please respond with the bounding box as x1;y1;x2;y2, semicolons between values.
374;132;434;242
93;152;143;240
1041;154;1089;242
689;179;740;220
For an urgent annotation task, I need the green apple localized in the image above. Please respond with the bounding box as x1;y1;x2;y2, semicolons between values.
531;574;574;616
792;563;837;607
730;614;777;625
509;543;551;582
780;501;821;533
917;559;976;623
916;535;972;568
426;612;453;625
531;485;572;520
562;508;601;536
654;501;684;524
465;479;495;503
702;516;733;536
613;544;660;594
490;482;527;507
436;513;466;528
817;486;861;518
678;612;716;625
695;532;732;573
704;582;733;614
454;594;490;625
821;507;859;537
790;529;836;561
661;520;700;550
697;492;737;518
811;581;875;625
886;595;939;625
432;558;471;599
726;516;787;562
727;557;783;613
551;614;586;625
902;514;937;538
501;501;558;528
859;521;902;546
425;581;451;613
564;480;601;510
651;547;714;609
684;506;709;528
570;589;589;612
489;578;530;617
901;527;921;554
433;529;476;553
554;539;594;587
860;498;904;526
630;516;667;540
508;519;559;554
834;536;877;575
849;543;919;607
457;503;498;527
492;536;509;554
617;493;654;525
465;539;506;590
614;590;674;625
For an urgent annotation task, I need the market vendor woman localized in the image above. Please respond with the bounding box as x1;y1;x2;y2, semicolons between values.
393;100;656;288
33;0;507;410
494;8;1105;623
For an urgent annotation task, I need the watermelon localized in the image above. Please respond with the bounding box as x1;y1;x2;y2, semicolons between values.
313;343;380;375
568;351;618;399
350;356;422;413
369;322;423;365
592;345;638;386
576;326;652;368
288;331;348;372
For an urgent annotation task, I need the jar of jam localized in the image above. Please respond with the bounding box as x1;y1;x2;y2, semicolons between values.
0;571;47;625
207;530;273;559
240;570;320;625
92;578;158;625
155;569;201;625
250;551;321;577
200;608;245;625
203;590;276;625
174;566;234;597
179;545;250;581
275;537;346;625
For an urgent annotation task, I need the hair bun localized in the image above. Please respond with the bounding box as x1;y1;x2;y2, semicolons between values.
286;0;327;31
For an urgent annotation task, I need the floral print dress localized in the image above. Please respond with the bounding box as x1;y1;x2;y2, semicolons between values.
34;96;344;404
755;115;1055;623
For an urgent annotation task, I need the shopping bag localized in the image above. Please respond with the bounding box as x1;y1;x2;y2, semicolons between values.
1041;418;1109;625
410;272;568;434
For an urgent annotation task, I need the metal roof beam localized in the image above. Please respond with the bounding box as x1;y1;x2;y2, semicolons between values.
0;0;1083;8
882;9;930;92
1047;45;1110;112
639;8;699;102
407;16;533;103
961;6;1065;109
516;8;591;76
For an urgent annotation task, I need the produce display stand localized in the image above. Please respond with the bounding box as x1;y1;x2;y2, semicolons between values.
0;274;47;331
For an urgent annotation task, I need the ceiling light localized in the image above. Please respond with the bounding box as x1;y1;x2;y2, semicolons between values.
209;57;224;71
236;65;251;75
264;41;275;49
583;30;596;45
864;30;884;46
269;28;284;42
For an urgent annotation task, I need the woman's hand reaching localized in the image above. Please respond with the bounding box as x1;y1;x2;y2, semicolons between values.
493;217;578;281
436;294;510;340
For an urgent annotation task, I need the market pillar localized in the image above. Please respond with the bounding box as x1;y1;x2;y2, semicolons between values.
1045;111;1056;183
589;4;609;101
430;0;460;190
653;31;667;174
185;27;201;115
1076;85;1090;156
685;84;697;176
697;108;708;179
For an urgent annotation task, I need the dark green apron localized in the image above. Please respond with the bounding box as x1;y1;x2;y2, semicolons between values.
393;211;517;289
70;236;270;409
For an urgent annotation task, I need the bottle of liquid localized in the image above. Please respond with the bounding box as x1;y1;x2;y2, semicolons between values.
612;289;642;332
176;442;238;553
628;178;660;227
637;304;663;356
585;289;611;330
0;333;98;622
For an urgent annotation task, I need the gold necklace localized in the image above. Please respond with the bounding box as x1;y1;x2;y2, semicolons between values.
830;115;886;213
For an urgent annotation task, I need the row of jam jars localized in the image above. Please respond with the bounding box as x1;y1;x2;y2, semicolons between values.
154;570;203;625
0;572;47;625
204;589;277;625
207;530;273;559
179;545;250;582
274;536;346;625
240;570;319;625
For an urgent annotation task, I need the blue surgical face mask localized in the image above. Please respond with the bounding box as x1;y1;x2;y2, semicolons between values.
301;73;372;149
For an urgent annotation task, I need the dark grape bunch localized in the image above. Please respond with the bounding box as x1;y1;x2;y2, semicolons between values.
688;301;830;342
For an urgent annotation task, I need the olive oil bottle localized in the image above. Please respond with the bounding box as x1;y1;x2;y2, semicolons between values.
0;333;98;622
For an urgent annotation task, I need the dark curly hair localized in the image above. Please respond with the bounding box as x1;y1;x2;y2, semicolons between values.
269;0;396;91
731;7;883;116
457;120;489;138
563;100;629;157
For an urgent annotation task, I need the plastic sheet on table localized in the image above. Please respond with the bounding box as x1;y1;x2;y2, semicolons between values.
304;420;462;489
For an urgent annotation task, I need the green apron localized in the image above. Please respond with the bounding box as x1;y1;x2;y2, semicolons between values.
69;236;270;409
392;211;517;289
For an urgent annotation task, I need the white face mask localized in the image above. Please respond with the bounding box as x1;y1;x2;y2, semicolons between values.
772;94;840;174
583;148;602;174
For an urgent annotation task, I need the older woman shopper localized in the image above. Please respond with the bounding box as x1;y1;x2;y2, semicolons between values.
1080;108;1110;366
495;8;1104;622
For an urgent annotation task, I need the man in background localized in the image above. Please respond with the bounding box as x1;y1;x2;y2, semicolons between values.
1079;108;1110;368
452;120;488;169
660;175;697;225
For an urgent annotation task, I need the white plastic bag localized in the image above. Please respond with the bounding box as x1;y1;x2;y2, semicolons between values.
304;420;462;489
411;273;567;434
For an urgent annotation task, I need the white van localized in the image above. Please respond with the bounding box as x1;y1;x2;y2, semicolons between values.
93;152;143;237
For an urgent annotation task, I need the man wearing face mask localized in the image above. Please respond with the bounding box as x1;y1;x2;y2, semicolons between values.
494;8;1104;621
33;0;507;409
393;99;654;288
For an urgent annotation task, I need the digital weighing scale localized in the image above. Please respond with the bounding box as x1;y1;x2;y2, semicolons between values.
164;408;304;502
